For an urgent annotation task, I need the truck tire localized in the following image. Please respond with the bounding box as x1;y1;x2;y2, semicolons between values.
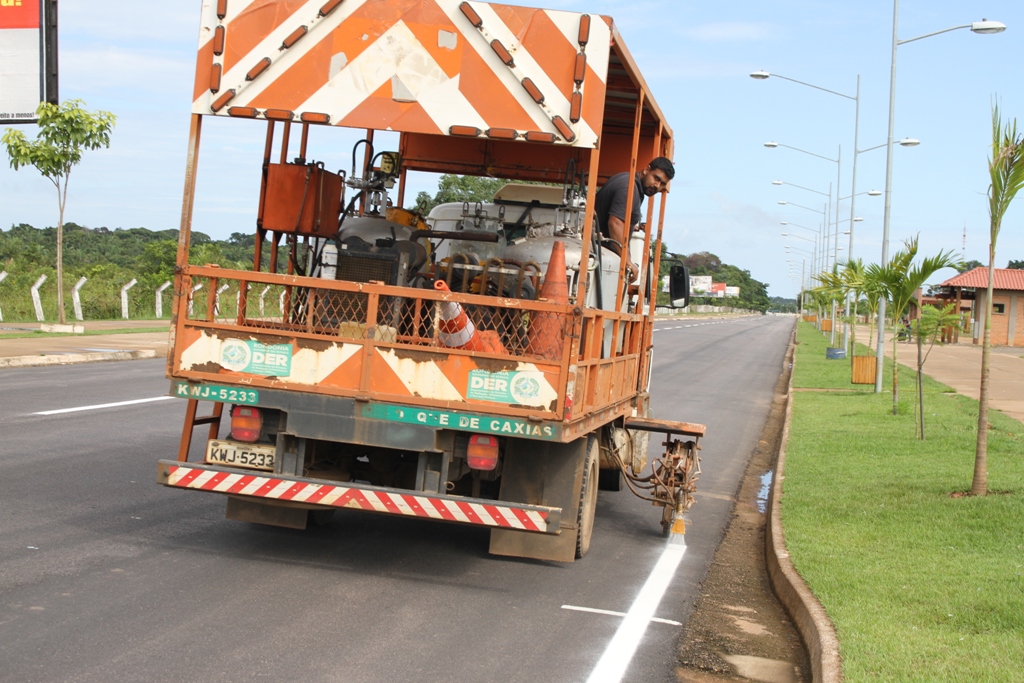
575;436;600;559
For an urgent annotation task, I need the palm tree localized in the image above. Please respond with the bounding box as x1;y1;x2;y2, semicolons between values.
840;258;866;357
812;267;844;344
876;236;960;416
862;263;886;360
973;106;1024;496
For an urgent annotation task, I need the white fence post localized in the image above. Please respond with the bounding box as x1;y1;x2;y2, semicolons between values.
72;277;88;321
188;283;203;317
31;275;47;322
156;281;172;318
0;271;7;322
259;285;270;317
120;279;138;320
214;283;229;316
279;290;286;315
234;283;251;318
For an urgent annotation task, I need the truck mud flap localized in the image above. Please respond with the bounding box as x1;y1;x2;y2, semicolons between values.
489;436;589;562
156;461;561;534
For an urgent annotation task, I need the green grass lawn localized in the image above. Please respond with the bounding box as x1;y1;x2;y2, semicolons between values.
784;322;1024;682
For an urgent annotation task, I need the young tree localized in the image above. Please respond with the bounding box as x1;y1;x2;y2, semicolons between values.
2;100;116;323
876;236;960;416
911;303;962;440
974;106;1024;496
813;264;844;342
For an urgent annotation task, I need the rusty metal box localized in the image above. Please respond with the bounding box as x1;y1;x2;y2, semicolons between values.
262;163;342;238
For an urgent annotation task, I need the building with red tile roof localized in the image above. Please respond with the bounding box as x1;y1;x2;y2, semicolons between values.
937;267;1024;345
940;267;1024;291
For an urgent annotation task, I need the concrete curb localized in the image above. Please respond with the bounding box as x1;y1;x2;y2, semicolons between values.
765;329;843;683
0;349;159;369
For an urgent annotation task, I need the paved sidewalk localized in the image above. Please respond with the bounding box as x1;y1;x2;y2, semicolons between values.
851;323;1024;423
0;320;170;367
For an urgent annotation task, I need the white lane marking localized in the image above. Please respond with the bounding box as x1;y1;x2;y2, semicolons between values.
560;604;681;626
585;540;687;683
33;396;175;416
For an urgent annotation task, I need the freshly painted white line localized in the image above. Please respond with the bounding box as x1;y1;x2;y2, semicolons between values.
585;539;687;683
560;604;681;626
33;396;175;416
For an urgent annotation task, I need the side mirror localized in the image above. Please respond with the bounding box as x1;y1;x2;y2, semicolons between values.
669;264;689;308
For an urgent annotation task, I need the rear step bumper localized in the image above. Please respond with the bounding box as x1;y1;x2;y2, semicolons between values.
157;461;561;534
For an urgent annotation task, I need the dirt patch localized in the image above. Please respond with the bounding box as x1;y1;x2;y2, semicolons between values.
676;340;810;683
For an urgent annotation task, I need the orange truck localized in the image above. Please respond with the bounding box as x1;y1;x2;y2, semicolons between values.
159;0;703;562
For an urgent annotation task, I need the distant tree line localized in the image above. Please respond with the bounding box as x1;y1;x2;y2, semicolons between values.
0;223;253;321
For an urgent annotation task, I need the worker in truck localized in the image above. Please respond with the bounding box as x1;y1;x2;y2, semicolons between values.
594;157;675;281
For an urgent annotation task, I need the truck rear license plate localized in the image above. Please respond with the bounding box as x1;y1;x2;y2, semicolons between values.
205;440;276;471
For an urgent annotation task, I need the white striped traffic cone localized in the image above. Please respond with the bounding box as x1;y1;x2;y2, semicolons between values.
433;280;505;353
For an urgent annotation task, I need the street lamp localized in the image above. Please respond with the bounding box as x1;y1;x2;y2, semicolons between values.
772;179;829;197
780;220;822;274
873;6;1006;393
782;232;814;242
754;70;858;265
779;200;831;267
765;142;842;268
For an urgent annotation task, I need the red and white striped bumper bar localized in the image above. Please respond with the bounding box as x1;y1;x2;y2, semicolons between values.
157;462;560;534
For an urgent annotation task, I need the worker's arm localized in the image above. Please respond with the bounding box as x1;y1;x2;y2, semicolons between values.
607;215;639;282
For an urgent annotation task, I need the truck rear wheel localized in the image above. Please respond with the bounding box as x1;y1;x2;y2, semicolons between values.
575;436;600;559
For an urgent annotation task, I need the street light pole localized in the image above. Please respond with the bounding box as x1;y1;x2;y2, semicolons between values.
873;4;1006;393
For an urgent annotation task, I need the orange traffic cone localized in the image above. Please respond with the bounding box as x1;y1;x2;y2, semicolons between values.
526;241;568;360
434;280;506;354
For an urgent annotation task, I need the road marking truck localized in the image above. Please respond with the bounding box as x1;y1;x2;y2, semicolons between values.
160;0;703;562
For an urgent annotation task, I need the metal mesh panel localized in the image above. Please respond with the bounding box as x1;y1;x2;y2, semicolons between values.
184;272;575;361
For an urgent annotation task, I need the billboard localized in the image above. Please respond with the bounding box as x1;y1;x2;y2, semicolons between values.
725;286;740;297
690;275;713;295
709;282;727;298
0;0;57;124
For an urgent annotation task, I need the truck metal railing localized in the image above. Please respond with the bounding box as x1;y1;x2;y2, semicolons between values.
179;265;576;360
172;265;651;424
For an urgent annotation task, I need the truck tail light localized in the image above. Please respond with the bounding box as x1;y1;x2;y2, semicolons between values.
467;435;499;471
230;405;262;443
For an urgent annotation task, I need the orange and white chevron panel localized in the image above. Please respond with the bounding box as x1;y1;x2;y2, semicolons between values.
193;0;610;147
175;326;562;412
163;463;556;532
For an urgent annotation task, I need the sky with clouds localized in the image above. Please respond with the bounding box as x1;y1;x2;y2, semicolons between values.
2;0;1023;299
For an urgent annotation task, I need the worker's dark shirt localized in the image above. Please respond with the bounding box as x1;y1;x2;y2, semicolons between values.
594;172;644;241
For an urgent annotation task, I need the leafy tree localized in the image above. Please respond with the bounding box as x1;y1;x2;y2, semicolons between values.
139;240;178;281
2;100;116;323
876;236;960;417
955;259;984;273
911;304;962;440
414;174;507;215
681;251;722;273
1007;259;1024;269
974;106;1024;496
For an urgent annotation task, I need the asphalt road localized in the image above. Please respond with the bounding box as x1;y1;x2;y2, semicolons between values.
0;315;795;683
